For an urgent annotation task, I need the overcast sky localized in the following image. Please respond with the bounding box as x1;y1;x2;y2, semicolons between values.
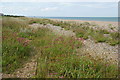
0;2;118;17
1;0;119;2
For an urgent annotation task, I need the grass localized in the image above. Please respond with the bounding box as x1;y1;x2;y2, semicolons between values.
35;36;82;78
36;50;118;78
2;16;118;78
107;32;119;46
33;30;117;78
39;19;119;46
2;17;34;73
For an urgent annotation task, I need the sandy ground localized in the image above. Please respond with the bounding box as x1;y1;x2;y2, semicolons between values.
50;19;118;26
50;19;119;32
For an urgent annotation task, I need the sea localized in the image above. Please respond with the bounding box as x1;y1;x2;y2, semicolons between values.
31;17;118;22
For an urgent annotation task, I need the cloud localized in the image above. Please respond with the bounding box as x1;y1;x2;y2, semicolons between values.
40;7;58;11
59;2;74;6
79;4;106;8
79;3;118;8
1;0;119;2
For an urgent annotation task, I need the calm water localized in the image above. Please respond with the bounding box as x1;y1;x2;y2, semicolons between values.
31;16;118;22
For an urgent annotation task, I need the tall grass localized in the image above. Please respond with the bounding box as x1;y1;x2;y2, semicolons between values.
27;20;117;78
2;17;118;78
27;18;118;78
34;19;119;46
2;17;34;73
34;33;118;78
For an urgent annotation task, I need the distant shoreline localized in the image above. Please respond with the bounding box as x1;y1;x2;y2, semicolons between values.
49;18;118;22
33;17;118;22
49;18;118;32
50;18;118;26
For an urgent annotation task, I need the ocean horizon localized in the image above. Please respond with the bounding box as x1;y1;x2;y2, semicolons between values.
30;16;118;22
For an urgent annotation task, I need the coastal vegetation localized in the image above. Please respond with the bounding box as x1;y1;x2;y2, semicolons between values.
2;16;119;78
28;18;119;46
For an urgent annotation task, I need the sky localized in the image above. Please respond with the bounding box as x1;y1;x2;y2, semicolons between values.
0;2;118;17
1;0;119;2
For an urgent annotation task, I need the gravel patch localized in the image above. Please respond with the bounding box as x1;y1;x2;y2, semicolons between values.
29;23;75;37
77;39;118;64
2;54;38;78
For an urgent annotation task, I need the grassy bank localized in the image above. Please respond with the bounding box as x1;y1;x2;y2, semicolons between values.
28;18;119;46
2;16;118;78
2;17;34;73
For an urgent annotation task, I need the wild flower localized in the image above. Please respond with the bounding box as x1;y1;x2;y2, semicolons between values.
69;39;73;43
55;38;59;41
72;45;74;49
53;73;58;75
75;38;84;44
59;76;64;78
17;37;26;43
2;36;7;40
49;73;53;75
78;38;84;41
59;36;64;40
17;37;31;46
23;40;31;46
13;32;18;37
49;73;58;75
44;46;50;48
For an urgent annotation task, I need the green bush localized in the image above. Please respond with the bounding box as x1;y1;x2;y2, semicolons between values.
99;29;109;34
93;33;108;43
